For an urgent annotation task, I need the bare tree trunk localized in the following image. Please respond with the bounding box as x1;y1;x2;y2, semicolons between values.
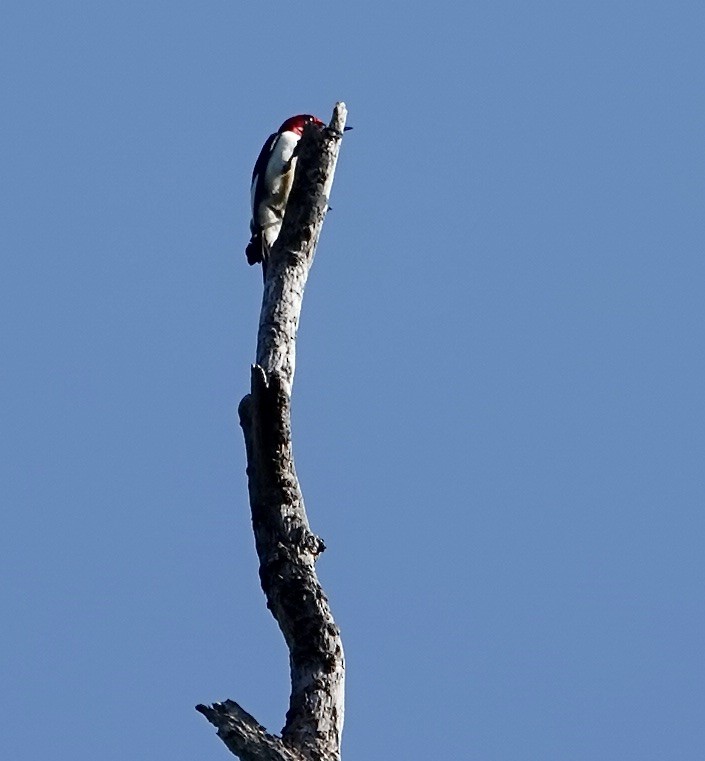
197;103;349;761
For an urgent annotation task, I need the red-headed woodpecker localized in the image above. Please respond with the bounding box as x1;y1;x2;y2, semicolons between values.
245;114;325;272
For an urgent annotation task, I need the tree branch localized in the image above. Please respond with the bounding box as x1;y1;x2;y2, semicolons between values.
195;701;301;761
198;102;348;761
256;102;348;394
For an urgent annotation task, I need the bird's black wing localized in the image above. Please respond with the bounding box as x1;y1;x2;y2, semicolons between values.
250;131;277;226
246;131;277;267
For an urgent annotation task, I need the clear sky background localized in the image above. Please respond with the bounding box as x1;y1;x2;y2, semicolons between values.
2;2;704;759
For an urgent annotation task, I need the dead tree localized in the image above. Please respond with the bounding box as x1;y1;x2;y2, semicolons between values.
197;102;349;761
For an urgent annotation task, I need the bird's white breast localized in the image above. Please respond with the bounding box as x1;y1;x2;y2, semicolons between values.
264;131;299;199
253;129;301;248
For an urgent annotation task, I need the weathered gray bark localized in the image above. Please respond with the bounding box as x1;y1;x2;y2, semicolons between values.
197;102;348;761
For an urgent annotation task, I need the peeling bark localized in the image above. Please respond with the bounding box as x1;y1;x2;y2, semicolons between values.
198;103;348;761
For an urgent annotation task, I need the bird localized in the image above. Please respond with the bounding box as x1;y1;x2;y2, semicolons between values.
245;114;325;275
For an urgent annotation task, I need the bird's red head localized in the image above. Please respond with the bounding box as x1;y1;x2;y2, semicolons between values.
278;114;325;135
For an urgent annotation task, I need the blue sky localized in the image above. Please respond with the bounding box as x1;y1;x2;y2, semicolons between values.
2;2;704;759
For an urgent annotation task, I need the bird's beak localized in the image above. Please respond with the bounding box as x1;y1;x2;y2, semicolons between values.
343;126;353;131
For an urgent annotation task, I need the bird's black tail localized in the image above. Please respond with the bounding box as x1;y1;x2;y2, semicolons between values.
245;231;263;266
245;231;269;281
